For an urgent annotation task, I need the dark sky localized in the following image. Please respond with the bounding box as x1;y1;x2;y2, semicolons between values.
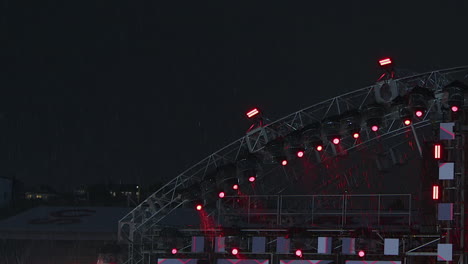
1;1;467;190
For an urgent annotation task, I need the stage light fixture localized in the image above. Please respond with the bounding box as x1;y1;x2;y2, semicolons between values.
415;110;424;118
296;150;304;158
363;104;385;133
358;250;366;258
295;249;303;257
316;145;323;151
404;119;411;126
444;80;468;112
218;191;225;199
231;248;239;255
195;204;203;211
434;143;442;160
399;106;413;126
378;58;392;67
232;184;239;190
340;110;362;139
246;108;260;119
433;185;439;200
281;160;288;166
353;132;360;139
171;248;178;255
332;137;340;145
248;176;256;182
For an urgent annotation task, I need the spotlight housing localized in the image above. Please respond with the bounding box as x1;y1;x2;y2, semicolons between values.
295;249;303;257
332;137;340;145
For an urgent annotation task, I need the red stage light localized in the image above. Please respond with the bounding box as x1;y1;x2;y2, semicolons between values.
295;249;303;257
371;125;379;132
415;110;424;117
232;184;239;190
358;250;365;258
171;248;178;255
433;185;439;200
231;248;239;255
248;176;256;182
281;160;288;166
218;191;225;198
353;132;360;139
195;204;203;211
332;138;340;145
316;145;323;151
246;108;260;118
434;144;441;160
451;105;459;112
296;150;304;158
404;119;411;126
379;58;392;66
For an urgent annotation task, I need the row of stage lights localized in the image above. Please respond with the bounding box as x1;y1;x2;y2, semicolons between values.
191;58;467;212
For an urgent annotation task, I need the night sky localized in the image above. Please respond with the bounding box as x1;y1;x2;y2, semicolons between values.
1;1;468;190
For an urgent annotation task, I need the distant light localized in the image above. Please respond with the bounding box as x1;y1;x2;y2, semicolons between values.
353;132;360;139
246;108;260;118
415;110;424;117
231;248;239;255
195;204;203;211
404;119;411;126
248;176;256;182
371;125;379;132
379;58;392;66
433;185;439;200
171;248;178;255
451;105;459;112
218;191;225;198
295;249;303;257
296;150;304;158
316;145;323;151
232;184;239;190
281;160;288;166
434;144;441;160
332;138;340;145
358;250;365;258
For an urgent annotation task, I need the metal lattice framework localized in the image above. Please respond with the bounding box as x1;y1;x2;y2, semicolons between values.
118;66;468;264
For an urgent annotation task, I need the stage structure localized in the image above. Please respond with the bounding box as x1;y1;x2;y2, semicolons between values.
119;64;468;264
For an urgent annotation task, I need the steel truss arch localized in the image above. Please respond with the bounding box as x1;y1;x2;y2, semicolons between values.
119;66;468;264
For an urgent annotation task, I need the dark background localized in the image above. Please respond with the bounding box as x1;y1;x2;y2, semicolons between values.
1;1;467;190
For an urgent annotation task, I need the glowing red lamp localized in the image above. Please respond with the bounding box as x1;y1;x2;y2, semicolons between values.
379;58;392;67
332;137;340;145
218;191;225;198
316;145;323;151
171;248;178;255
404;119;411;126
371;125;379;132
231;248;239;255
246;108;260;118
296;150;304;158
415;110;424;117
295;249;303;257
358;250;365;258
353;132;360;139
248;176;256;182
195;204;203;211
434;144;441;160
281;160;288;166
451;105;459;112
433;185;439;200
232;184;239;190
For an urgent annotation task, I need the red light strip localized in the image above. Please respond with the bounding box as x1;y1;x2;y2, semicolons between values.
434;144;441;159
379;58;392;66
246;108;260;118
433;185;439;200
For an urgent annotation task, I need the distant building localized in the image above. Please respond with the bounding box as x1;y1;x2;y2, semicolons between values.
0;177;13;208
24;185;59;201
73;184;141;206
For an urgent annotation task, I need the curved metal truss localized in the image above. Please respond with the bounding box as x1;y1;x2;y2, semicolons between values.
118;66;468;263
